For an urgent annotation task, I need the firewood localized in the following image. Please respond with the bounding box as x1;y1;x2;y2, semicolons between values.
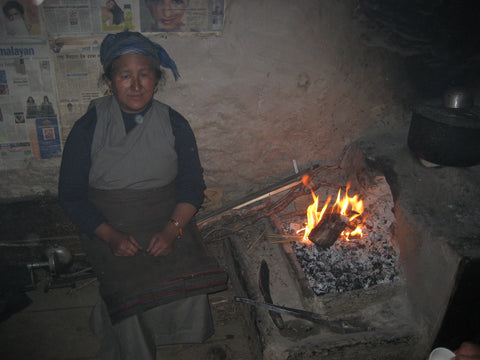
308;212;349;249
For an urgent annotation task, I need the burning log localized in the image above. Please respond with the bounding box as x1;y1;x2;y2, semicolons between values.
301;181;365;248
308;212;350;248
307;208;363;248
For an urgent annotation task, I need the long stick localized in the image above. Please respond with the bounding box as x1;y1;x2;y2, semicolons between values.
233;180;301;210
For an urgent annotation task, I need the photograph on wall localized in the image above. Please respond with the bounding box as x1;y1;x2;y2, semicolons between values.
25;94;55;118
14;111;25;123
140;0;224;33
0;0;42;37
100;0;134;32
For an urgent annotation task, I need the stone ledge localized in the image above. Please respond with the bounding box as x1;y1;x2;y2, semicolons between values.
352;131;480;352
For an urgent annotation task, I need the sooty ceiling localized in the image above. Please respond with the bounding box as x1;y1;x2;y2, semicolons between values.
356;0;480;96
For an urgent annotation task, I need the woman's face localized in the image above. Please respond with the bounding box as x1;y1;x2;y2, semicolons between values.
6;8;23;21
106;0;114;10
146;0;189;31
106;54;157;113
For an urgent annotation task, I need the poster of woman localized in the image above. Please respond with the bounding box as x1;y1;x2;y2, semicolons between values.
140;0;224;33
0;0;41;36
100;0;134;31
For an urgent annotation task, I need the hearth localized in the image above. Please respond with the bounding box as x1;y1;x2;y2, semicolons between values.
199;134;480;359
199;143;417;359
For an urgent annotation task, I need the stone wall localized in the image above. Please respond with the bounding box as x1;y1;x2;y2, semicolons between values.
0;0;410;204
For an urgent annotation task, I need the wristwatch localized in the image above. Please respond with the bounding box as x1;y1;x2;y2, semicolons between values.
168;218;183;238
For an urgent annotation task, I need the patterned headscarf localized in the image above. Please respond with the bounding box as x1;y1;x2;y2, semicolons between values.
100;31;180;80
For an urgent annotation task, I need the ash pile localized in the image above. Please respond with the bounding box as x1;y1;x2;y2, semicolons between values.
292;175;401;296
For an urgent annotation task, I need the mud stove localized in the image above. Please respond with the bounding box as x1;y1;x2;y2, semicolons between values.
199;132;480;360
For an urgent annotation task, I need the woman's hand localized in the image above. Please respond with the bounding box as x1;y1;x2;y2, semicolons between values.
108;231;142;256
147;224;178;256
146;202;197;256
94;222;142;256
454;342;480;359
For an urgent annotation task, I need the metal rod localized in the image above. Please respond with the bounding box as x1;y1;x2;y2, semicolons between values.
234;296;372;333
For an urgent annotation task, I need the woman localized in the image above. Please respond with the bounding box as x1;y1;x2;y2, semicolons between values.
26;96;37;117
144;0;189;32
41;95;54;116
101;0;124;26
58;31;227;360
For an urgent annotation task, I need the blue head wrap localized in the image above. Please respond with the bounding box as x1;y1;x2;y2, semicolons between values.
100;31;180;80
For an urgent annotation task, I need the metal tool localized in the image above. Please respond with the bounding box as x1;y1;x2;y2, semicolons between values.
25;245;74;289
259;260;285;329
26;245;72;277
234;296;372;334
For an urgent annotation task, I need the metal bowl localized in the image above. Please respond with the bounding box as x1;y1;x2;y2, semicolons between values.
443;87;474;109
45;245;72;266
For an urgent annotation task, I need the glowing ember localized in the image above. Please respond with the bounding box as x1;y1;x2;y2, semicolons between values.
299;175;364;243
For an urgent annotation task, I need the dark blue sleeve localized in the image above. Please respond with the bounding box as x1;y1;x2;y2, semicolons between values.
58;107;107;237
169;107;206;210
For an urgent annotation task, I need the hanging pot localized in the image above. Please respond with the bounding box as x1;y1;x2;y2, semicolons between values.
407;103;480;167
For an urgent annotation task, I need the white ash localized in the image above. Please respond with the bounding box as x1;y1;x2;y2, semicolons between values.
292;176;401;295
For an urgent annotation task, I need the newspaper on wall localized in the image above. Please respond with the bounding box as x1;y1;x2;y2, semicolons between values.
40;0;224;37
41;0;140;36
0;40;60;162
48;37;106;141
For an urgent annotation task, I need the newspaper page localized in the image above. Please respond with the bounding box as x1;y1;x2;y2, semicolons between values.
0;40;60;164
41;0;224;37
0;0;43;39
49;37;106;141
41;0;141;36
140;0;224;33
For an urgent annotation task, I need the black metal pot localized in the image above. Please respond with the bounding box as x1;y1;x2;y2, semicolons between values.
407;104;480;167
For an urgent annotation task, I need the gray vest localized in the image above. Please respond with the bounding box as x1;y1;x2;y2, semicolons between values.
89;96;177;190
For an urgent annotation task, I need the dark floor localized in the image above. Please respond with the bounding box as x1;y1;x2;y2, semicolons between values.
0;200;260;360
0;279;258;360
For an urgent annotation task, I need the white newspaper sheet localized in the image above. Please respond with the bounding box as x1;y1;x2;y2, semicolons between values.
41;0;141;36
0;40;60;164
49;37;105;140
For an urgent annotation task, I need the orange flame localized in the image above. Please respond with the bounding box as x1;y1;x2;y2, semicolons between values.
300;181;364;243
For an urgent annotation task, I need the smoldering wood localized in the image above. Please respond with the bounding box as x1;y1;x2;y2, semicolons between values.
197;163;344;232
197;153;360;248
308;212;350;249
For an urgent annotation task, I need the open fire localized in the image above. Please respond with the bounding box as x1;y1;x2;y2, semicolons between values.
292;175;401;295
300;175;365;247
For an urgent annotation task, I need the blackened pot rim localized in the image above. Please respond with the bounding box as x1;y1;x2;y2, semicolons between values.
414;104;480;129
